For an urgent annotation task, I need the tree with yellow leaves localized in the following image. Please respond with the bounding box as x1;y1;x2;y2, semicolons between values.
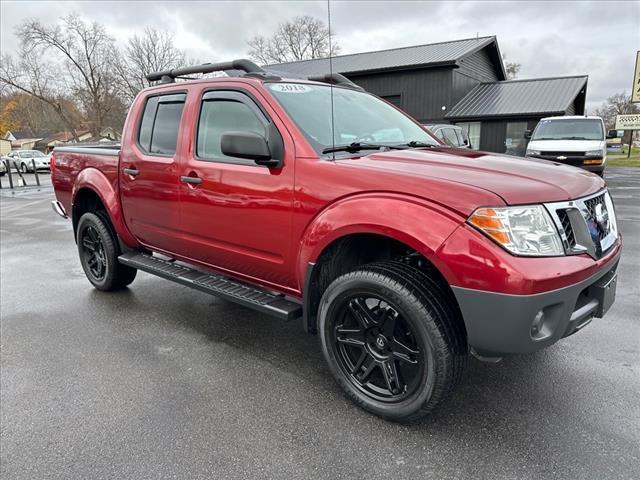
0;98;19;136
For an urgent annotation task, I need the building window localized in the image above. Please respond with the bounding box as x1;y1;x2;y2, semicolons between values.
505;121;528;157
456;122;481;150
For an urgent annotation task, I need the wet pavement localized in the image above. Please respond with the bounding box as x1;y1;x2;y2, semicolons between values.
1;168;639;479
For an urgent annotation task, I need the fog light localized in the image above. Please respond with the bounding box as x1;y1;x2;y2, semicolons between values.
531;310;545;337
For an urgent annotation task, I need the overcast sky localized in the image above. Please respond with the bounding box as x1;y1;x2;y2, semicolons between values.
1;0;638;112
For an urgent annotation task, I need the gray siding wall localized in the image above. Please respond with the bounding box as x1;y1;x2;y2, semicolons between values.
451;47;500;114
479;121;506;152
458;48;499;82
348;68;454;123
451;71;483;112
565;103;576;115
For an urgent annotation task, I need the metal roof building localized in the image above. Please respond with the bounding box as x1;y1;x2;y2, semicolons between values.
270;37;588;156
268;36;506;78
446;76;588;119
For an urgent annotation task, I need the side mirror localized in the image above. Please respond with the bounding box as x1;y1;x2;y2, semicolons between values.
524;130;532;139
220;131;281;168
606;130;617;139
463;138;469;146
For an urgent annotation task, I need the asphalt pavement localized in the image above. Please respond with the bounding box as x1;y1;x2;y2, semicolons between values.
1;169;639;479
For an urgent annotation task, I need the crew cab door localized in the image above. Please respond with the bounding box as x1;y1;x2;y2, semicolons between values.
120;92;186;252
177;88;295;290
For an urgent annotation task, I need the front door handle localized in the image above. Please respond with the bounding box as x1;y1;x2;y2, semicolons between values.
123;167;140;176
180;175;202;185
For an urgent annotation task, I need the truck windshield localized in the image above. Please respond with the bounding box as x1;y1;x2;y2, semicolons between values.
267;82;438;154
532;119;604;141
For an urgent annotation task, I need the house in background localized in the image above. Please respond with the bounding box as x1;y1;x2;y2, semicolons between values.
5;130;50;151
269;36;588;155
10;137;43;151
0;138;12;156
36;130;92;152
98;127;121;142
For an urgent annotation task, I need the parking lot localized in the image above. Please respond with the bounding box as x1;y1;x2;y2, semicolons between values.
1;168;639;479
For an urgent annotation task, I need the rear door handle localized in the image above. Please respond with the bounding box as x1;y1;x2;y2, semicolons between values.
180;175;202;185
123;167;140;176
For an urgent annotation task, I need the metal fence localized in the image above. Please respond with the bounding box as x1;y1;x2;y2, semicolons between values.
0;159;42;189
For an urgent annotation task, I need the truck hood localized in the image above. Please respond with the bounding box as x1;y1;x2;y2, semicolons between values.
527;139;605;152
338;147;604;205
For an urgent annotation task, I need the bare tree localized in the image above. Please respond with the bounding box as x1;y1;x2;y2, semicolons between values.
0;51;82;139
502;54;521;80
593;92;639;130
13;14;119;136
248;16;340;64
114;27;186;102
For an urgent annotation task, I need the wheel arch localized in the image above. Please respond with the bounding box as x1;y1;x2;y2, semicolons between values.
298;194;465;334
72;169;138;247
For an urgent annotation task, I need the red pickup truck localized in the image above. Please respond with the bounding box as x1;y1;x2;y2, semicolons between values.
51;60;621;421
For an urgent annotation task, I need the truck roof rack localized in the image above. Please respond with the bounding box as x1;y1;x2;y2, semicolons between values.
307;73;364;91
146;59;280;84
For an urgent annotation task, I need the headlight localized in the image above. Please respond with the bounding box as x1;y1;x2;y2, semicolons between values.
526;149;541;157
468;205;564;256
585;149;605;157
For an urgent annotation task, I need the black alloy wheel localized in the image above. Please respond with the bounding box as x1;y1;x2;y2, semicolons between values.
330;294;424;402
76;212;137;291
318;261;467;422
80;225;107;281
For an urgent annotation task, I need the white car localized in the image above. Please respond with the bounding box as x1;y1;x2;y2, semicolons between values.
525;116;607;175
5;150;51;173
0;159;6;176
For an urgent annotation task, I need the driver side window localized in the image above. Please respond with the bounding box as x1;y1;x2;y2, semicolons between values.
196;98;266;164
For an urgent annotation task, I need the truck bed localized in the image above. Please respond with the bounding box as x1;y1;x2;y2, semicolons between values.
51;144;122;215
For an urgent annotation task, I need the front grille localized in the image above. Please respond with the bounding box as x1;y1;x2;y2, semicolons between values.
557;209;576;248
540;151;586;157
584;193;609;240
546;190;617;259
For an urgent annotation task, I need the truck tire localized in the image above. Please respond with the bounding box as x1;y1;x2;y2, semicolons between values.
318;261;467;422
76;212;137;291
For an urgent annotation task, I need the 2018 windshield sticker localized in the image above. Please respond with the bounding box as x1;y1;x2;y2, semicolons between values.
269;83;312;93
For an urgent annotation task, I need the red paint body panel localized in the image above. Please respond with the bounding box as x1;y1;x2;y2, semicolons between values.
353;148;605;205
51;150;139;247
436;223;622;294
51;76;620;301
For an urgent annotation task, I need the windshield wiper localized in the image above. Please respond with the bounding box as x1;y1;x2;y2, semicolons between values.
322;142;406;154
405;141;438;148
561;136;591;140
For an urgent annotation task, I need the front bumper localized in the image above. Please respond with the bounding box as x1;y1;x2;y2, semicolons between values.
452;251;620;356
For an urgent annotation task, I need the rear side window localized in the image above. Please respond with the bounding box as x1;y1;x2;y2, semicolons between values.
441;128;460;147
432;129;445;141
196;96;266;162
455;128;469;146
137;93;186;156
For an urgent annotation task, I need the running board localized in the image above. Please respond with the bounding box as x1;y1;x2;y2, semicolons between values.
118;252;302;320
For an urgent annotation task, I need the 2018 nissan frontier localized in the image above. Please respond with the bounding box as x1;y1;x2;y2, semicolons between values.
51;60;621;421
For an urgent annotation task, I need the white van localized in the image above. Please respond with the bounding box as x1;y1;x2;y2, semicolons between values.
525;116;607;175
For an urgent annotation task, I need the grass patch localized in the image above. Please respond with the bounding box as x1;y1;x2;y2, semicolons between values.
607;154;640;167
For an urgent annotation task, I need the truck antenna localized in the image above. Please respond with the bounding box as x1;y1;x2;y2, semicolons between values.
327;0;336;159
